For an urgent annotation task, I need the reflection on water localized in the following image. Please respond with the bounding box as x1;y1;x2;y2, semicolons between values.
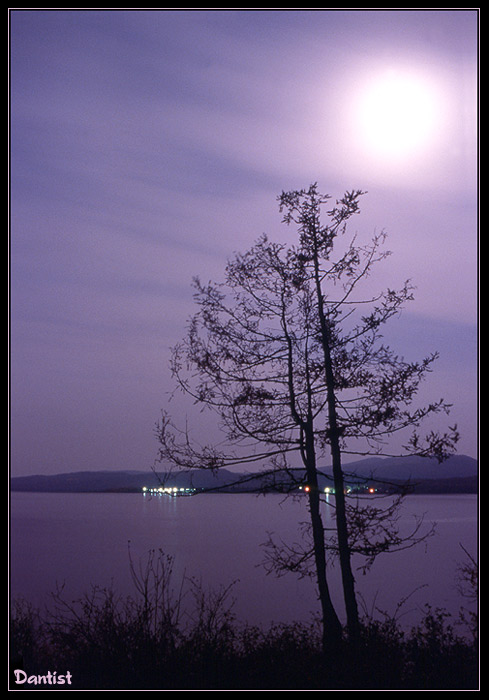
10;492;477;629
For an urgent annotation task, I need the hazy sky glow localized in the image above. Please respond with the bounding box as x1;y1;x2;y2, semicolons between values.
10;9;478;475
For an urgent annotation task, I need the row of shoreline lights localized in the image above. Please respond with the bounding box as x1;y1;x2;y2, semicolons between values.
142;486;196;495
299;486;376;494
141;485;376;495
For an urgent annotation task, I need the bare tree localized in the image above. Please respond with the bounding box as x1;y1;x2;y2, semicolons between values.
155;184;458;649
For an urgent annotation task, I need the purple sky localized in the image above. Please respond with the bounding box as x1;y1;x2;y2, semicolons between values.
10;9;478;476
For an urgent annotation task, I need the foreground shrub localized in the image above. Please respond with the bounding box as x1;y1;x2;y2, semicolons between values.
9;550;478;690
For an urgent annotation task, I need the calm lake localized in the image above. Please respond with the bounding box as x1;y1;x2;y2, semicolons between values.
10;491;477;631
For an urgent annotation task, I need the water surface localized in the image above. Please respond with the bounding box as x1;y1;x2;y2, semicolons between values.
10;491;477;630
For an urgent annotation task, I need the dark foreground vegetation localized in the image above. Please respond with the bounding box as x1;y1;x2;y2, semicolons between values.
10;552;478;691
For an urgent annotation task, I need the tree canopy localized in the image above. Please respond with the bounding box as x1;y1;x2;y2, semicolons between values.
156;184;459;647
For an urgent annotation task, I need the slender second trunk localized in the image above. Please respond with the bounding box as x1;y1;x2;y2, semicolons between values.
303;423;343;652
283;289;342;651
313;242;360;641
328;418;360;641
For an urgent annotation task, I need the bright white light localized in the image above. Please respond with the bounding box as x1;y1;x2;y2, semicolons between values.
354;68;443;162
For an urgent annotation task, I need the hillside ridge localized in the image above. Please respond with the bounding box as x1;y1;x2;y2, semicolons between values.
11;455;477;494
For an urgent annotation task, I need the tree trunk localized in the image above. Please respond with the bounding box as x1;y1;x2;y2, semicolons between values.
303;423;343;651
321;329;360;641
313;247;360;642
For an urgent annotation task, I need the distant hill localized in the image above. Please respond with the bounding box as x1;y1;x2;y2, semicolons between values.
9;468;240;494
340;454;477;482
10;455;477;495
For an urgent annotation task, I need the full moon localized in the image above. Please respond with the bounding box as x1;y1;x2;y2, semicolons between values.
355;69;442;162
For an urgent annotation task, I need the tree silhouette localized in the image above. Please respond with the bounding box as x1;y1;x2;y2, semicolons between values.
155;184;458;650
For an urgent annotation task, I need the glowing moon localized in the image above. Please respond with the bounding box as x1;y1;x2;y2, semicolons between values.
355;69;442;162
